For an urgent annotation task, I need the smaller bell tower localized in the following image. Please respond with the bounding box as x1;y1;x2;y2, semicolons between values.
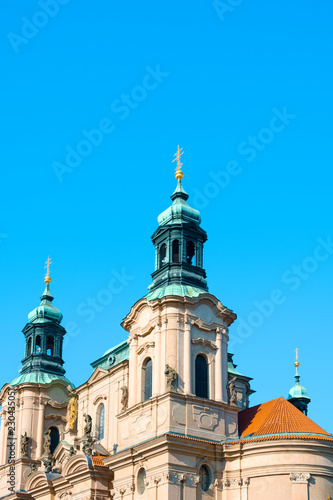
19;257;66;379
287;348;311;415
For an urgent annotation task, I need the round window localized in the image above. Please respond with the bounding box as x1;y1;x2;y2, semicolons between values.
137;468;146;495
199;464;210;492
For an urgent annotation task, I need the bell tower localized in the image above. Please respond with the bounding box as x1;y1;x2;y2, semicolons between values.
148;146;208;299
120;147;247;449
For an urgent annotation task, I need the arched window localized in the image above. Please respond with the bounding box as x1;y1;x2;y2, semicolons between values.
199;465;211;491
27;338;32;356
160;243;167;267
35;335;41;354
195;355;209;399
143;358;152;401
96;404;105;440
49;427;60;454
186;241;195;265
46;336;54;356
172;239;180;263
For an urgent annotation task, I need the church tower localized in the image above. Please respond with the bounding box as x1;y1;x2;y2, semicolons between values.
0;261;74;492
119;148;251;448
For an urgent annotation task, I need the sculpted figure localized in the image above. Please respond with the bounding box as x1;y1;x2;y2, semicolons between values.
121;386;128;412
82;439;92;456
28;463;38;476
165;364;177;391
20;432;29;457
41;457;53;473
43;430;51;457
227;377;237;405
83;413;92;438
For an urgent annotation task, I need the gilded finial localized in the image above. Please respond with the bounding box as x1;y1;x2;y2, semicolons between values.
44;256;52;284
295;347;299;368
173;145;184;180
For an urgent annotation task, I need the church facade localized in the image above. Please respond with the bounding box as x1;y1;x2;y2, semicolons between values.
0;152;332;500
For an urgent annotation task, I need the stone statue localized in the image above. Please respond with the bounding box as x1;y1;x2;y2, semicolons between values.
83;413;92;438
42;430;51;457
227;377;237;405
41;457;53;473
121;386;128;412
20;432;29;457
69;446;76;457
82;440;92;456
165;364;177;391
28;463;38;476
67;392;78;430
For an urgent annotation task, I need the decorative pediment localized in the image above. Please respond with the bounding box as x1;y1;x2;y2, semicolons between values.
87;368;109;385
62;453;93;476
137;342;155;355
192;338;217;350
25;471;50;491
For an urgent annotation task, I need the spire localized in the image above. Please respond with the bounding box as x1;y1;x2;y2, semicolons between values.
173;145;184;180
147;148;208;300
10;259;74;388
287;348;310;416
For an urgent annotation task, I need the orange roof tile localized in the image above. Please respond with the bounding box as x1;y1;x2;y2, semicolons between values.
92;455;108;467
238;397;332;441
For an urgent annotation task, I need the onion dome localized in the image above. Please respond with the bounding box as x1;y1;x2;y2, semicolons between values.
157;179;201;226
28;279;63;324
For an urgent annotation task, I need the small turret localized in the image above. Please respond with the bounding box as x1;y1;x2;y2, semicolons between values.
287;348;310;416
11;258;73;387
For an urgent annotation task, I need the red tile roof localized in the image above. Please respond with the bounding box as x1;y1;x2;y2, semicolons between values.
238;397;333;442
92;455;108;467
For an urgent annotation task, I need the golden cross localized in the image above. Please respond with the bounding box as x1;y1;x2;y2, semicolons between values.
172;145;184;171
45;256;52;277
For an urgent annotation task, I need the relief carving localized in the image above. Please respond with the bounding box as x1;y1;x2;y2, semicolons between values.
192;405;219;430
289;473;311;483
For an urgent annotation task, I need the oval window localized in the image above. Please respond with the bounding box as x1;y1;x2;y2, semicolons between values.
137;467;146;495
199;464;210;492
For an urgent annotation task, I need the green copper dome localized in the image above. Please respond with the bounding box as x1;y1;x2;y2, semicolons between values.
28;282;63;324
288;381;310;400
146;283;207;301
10;372;74;388
157;180;201;226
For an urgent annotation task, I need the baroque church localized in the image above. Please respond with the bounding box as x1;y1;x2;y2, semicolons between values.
0;149;332;500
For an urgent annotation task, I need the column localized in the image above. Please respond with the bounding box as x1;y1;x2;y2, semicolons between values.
290;473;310;500
128;334;138;407
153;324;161;396
160;320;167;393
221;328;229;402
215;329;223;402
36;402;45;458
183;319;192;394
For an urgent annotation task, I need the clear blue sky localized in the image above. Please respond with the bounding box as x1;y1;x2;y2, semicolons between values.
1;1;333;432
